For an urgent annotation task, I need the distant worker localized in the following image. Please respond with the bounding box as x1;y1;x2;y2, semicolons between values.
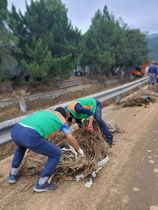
148;63;158;89
66;98;113;147
8;107;84;192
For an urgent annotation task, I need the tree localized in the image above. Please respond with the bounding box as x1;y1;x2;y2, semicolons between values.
0;0;18;81
80;5;150;80
126;29;149;67
80;6;116;76
8;0;82;84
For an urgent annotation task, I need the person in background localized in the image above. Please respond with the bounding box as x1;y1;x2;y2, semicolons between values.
8;107;84;192
148;63;158;89
66;98;113;147
155;63;158;83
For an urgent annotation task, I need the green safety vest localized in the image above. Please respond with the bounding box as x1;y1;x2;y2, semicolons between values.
67;98;96;119
19;110;66;139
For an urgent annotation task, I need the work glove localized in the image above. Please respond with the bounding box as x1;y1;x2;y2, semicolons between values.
77;148;85;156
87;126;94;133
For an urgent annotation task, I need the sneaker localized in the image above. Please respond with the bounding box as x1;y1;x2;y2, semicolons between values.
34;181;58;192
8;171;20;184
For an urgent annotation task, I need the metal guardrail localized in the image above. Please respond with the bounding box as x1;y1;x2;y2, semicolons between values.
0;77;148;145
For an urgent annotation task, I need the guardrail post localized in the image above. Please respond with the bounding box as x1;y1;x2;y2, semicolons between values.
116;95;121;103
139;84;142;90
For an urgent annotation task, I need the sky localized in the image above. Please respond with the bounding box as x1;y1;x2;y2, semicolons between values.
7;0;158;35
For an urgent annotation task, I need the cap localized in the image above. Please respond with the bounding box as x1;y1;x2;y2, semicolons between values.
55;107;67;118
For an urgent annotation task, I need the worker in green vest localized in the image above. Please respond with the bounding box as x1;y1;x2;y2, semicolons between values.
8;107;84;192
67;98;113;147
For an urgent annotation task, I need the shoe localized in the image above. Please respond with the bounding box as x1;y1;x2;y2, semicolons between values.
106;137;113;147
8;171;20;184
34;181;58;192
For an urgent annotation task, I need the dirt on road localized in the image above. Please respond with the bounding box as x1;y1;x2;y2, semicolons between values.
0;86;158;210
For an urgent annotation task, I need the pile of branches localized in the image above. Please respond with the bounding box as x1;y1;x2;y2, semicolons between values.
152;83;158;93
20;120;121;183
122;90;157;107
51;120;108;182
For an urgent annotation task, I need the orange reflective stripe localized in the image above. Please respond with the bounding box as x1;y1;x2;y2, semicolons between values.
46;130;60;140
45;110;67;123
68;101;78;112
83;105;92;109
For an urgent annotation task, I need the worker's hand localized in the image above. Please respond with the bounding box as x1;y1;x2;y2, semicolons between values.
77;148;85;156
87;126;94;132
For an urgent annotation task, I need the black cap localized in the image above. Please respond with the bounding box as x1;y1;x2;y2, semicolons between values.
55;107;67;118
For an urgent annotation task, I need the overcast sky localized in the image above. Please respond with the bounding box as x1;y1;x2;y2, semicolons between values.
7;0;158;35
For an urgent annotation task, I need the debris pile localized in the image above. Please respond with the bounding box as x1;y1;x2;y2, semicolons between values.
106;120;125;133
152;83;158;93
122;90;157;107
20;120;122;183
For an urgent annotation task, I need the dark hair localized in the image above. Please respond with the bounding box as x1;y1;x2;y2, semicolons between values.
55;107;67;118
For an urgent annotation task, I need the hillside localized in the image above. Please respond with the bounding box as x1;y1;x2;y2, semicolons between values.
147;33;158;61
147;33;158;39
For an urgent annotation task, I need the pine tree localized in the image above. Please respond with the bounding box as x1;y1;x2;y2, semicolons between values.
0;0;18;81
8;0;82;84
80;5;150;79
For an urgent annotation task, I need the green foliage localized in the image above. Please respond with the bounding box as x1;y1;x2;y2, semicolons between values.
21;42;53;83
0;0;18;82
126;29;149;67
8;0;81;84
80;6;150;77
5;1;151;84
81;7;115;75
0;68;13;81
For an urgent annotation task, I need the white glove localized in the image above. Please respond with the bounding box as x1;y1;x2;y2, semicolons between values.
77;148;84;156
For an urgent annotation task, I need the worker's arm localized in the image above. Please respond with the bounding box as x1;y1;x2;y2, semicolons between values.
65;133;80;151
75;104;94;126
60;123;84;155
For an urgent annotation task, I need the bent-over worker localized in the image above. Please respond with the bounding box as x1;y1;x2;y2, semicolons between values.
66;98;113;147
8;107;84;192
